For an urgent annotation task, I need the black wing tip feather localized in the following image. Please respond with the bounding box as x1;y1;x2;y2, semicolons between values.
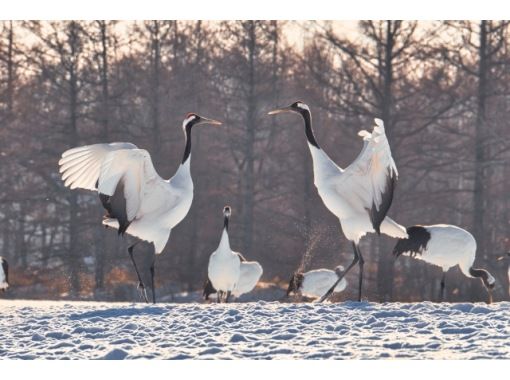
203;278;216;300
370;171;397;234
98;180;131;236
393;225;431;259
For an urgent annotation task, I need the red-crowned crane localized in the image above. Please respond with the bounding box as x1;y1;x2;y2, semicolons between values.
207;206;242;303
203;259;263;302
58;113;221;303
287;265;347;300
268;101;406;302
393;224;495;303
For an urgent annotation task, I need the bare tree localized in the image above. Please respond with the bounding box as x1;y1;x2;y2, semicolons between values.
24;21;92;295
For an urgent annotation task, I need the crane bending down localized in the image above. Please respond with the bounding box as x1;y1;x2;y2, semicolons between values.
393;224;495;303
268;101;407;302
286;266;348;301
58;113;221;303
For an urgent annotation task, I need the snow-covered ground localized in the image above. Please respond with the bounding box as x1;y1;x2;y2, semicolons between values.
0;300;509;359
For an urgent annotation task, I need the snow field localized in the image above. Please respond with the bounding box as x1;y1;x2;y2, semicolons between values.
0;300;509;359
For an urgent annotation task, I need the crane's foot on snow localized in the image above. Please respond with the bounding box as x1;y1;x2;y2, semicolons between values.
137;281;149;303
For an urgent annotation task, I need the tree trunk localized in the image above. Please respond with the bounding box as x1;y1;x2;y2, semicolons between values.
94;21;111;295
376;21;396;302
473;20;488;259
17;213;27;268
2;217;10;261
67;22;81;296
242;21;256;256
187;21;203;292
151;21;162;164
6;20;14;116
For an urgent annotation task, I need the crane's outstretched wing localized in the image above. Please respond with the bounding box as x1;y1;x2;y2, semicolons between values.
59;144;162;234
97;149;162;222
232;261;263;297
59;143;138;191
334;118;398;233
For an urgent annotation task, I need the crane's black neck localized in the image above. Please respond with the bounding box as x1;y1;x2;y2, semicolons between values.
223;215;229;231
182;124;193;164
469;267;494;289
301;110;320;149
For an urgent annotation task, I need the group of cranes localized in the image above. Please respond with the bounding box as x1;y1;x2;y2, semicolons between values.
50;101;496;305
269;101;495;303
268;103;407;303
268;101;495;304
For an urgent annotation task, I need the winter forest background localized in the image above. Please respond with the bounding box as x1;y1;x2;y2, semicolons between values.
0;20;509;303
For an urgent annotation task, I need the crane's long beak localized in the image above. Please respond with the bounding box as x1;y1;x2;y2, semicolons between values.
199;117;222;126
268;106;293;115
487;288;493;304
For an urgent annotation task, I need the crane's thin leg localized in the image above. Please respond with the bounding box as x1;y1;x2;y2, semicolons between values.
150;252;157;304
391;255;398;302
226;291;232;303
128;243;148;303
357;244;365;302
318;242;360;303
217;291;222;304
439;272;446;302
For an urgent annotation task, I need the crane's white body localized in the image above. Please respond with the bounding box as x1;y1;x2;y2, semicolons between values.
401;225;489;280
208;230;241;293
0;257;8;290
232;261;263;297
394;224;496;303
58;143;193;254
307;119;407;243
300;268;347;299
102;159;193;254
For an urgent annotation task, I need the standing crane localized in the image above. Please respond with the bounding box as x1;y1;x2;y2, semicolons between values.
203;256;263;302
393;224;495;303
207;206;241;303
268;101;406;302
58;113;221;303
